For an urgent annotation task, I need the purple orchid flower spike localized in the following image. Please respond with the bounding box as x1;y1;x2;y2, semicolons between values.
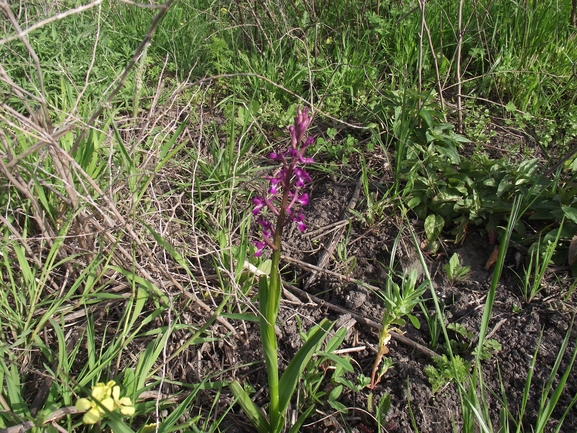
232;105;328;433
252;106;315;256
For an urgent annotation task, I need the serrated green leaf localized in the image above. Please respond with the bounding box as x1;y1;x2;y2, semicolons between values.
378;393;391;415
505;101;516;112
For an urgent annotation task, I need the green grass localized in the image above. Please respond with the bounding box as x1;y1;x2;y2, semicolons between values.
1;0;576;431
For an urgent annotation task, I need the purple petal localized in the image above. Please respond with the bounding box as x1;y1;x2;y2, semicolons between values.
269;151;285;162
297;193;309;206
294;167;311;187
289;125;297;148
267;176;279;184
257;217;272;230
253;241;266;257
252;197;266;215
291;212;307;231
303;136;315;147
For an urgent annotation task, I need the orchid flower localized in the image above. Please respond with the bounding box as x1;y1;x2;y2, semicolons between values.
252;106;315;256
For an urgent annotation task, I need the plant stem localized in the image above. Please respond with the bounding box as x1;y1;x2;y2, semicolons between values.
260;189;289;432
263;248;281;431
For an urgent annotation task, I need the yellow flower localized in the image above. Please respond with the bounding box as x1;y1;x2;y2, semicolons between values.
112;384;135;416
142;423;159;433
75;380;135;424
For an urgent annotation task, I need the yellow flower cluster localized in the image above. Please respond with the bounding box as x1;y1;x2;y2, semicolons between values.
75;380;135;424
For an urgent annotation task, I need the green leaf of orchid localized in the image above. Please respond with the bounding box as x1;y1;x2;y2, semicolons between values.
229;381;270;433
278;319;333;418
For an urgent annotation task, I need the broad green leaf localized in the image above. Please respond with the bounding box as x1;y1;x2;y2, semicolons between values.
407;196;420;209
13;243;34;288
378;393;391;415
103;415;136;433
328;385;345;411
221;313;259;322
437;144;460;164
111;266;168;304
449;253;460;270
125;286;149;333
141;223;192;280
122;368;137;400
424;214;444;242
5;363;29;416
234;241;248;280
419;108;434;129
505;101;516;112
496;175;512;197
562;206;577;224
49;318;67;373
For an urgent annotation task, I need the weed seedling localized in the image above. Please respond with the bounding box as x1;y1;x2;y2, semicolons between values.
370;266;426;389
517;221;564;303
297;321;369;421
424;354;470;393
349;155;391;229
444;253;471;285
446;322;501;360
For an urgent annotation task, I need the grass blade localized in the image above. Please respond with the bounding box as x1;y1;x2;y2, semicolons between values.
535;317;577;433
